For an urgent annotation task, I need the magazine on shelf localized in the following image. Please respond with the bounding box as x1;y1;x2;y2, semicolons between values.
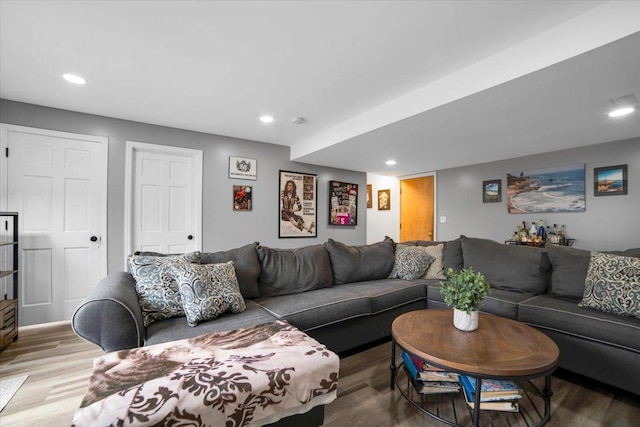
459;375;522;401
402;366;460;394
461;381;520;412
402;351;459;382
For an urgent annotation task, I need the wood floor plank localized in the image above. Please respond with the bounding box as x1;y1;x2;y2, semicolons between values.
1;324;638;426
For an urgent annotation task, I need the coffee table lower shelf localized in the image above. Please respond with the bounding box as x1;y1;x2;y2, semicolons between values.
392;360;553;427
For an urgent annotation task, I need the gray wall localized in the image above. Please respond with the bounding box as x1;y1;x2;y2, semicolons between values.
436;137;640;251
0;99;367;273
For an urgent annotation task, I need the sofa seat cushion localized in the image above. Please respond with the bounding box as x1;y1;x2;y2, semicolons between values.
257;244;333;297
254;287;370;331
426;284;535;320
145;300;277;346
460;235;550;294
338;279;427;313
518;294;640;353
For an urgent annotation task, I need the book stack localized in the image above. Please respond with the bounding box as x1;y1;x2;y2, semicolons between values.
401;351;460;394
459;375;522;412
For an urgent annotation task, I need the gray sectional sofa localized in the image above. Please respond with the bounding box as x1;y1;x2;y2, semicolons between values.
73;235;640;423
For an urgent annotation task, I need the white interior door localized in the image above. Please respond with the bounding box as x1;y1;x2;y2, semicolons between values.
125;141;202;261
0;124;108;326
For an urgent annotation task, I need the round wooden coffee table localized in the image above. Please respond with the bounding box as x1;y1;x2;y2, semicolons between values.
390;309;559;427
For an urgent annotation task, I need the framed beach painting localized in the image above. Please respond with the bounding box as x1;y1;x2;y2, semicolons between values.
482;179;501;203
594;164;627;196
507;164;585;213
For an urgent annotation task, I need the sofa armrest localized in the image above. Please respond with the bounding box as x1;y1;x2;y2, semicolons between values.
71;271;144;352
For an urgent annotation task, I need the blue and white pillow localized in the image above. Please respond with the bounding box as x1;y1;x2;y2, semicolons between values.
128;251;201;326
172;261;246;327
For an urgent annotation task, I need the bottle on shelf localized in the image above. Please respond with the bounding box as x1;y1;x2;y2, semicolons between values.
559;224;566;245
548;224;558;244
529;221;538;239
519;222;528;243
538;220;545;242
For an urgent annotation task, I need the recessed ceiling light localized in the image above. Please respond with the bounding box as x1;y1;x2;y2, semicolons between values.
608;94;637;118
63;74;86;85
385;160;397;166
260;115;274;123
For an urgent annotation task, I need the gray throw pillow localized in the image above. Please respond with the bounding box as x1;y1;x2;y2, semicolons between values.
127;251;201;326
389;244;434;280
460;235;549;294
257;244;333;297
578;252;640;318
200;242;261;299
172;261;246;327
326;238;395;285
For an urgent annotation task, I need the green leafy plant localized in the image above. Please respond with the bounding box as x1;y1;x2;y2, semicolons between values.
439;267;490;314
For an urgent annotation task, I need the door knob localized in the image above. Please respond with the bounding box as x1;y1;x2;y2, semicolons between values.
90;235;98;242
187;235;193;240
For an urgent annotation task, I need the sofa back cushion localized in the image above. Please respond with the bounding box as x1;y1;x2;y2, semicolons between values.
547;244;640;299
326;238;395;285
402;238;463;274
257;244;333;297
200;242;261;299
460;235;549;294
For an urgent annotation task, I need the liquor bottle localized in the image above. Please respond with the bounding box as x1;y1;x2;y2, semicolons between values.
529;221;537;238
548;224;558;244
559;224;566;245
538;220;545;241
518;222;528;242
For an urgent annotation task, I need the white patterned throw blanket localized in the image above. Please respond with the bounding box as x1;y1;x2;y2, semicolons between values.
73;321;339;427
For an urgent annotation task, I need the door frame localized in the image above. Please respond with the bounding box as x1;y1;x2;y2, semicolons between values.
0;123;108;278
399;171;437;241
124;140;203;267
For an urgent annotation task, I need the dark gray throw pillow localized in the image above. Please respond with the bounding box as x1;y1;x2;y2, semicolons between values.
200;242;261;299
460;235;549;294
326;238;395;285
257;244;333;297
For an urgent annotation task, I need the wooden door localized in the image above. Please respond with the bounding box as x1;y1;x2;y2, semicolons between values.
1;124;107;325
400;176;434;242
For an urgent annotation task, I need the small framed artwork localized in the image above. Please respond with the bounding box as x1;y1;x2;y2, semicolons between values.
482;179;502;203
594;164;627;196
378;189;391;210
367;184;372;208
329;180;358;225
233;185;252;211
229;156;257;180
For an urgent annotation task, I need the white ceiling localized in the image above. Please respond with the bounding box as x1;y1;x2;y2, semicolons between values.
1;1;639;177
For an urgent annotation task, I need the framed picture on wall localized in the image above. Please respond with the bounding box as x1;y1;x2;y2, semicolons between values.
329;180;358;225
229;156;257;180
482;179;501;203
378;189;391;210
279;170;317;237
594;164;627;196
233;185;252;211
367;184;372;208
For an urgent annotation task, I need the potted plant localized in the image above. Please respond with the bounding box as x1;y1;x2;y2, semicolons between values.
440;267;490;331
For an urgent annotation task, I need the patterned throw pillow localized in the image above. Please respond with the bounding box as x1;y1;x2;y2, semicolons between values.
578;252;640;318
128;252;202;326
172;261;246;327
389;244;435;280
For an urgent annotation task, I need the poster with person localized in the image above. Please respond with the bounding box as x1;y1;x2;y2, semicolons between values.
279;170;317;237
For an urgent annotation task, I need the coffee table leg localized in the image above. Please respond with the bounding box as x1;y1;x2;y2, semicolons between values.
473;377;482;427
543;375;553;423
390;339;397;391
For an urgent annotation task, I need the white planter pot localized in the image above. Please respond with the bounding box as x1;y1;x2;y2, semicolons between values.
453;308;479;332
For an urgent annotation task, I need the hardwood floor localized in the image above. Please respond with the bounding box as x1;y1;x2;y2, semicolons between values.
0;323;638;426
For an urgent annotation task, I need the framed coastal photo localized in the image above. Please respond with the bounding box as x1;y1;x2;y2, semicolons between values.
229;156;257;180
367;184;372;208
378;189;391;210
482;179;501;203
329;180;358;225
594;164;627;196
233;185;252;211
279;170;317;237
507;164;585;213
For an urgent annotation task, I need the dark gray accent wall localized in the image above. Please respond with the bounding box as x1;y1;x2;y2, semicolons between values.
436;137;640;251
1;99;367;273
